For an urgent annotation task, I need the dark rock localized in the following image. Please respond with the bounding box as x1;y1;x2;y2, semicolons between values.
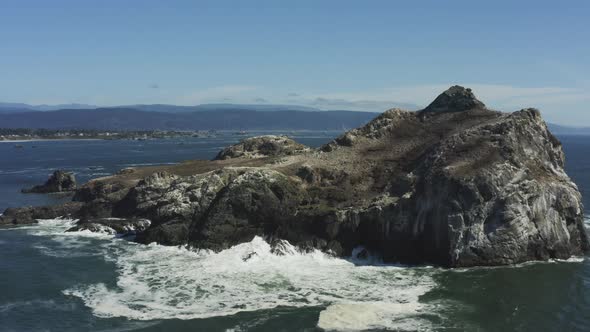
135;219;189;245
355;248;369;260
188;169;307;251
22;170;77;193
73;181;128;202
0;202;83;225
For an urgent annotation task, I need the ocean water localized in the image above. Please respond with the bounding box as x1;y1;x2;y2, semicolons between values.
0;133;589;332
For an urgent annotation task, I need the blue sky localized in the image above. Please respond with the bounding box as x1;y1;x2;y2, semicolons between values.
1;0;589;125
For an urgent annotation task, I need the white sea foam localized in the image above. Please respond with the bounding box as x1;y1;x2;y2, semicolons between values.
20;219;438;330
29;218;114;239
317;301;430;331
21;218;78;234
23;218;115;257
60;236;437;330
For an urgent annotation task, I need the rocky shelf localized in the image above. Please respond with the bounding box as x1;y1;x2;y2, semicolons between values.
2;86;588;267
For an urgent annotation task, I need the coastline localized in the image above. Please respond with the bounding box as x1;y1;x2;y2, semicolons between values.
0;138;104;143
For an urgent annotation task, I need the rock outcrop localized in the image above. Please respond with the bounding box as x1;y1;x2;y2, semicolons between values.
421;85;486;113
4;86;588;267
214;135;309;160
22;170;77;193
0;202;83;225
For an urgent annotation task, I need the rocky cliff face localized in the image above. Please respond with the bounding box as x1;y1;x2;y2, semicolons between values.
2;86;587;267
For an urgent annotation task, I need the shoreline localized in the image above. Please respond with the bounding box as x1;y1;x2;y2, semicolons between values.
0;138;104;143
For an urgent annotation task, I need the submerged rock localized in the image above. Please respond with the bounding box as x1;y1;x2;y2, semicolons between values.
7;86;588;267
22;170;77;193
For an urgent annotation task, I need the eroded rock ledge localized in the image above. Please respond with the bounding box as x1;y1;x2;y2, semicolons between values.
2;86;587;267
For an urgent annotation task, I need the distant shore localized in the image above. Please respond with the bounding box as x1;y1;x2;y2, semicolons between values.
0;129;219;142
0;138;104;143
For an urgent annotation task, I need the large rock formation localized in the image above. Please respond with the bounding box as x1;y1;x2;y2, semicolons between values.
2;86;587;267
22;170;77;193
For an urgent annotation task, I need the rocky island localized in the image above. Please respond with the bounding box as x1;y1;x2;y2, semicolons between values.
1;86;587;267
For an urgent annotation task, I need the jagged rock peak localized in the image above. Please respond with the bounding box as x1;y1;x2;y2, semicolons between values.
422;85;486;113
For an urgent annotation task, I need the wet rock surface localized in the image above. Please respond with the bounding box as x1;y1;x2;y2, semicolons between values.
66;217;151;236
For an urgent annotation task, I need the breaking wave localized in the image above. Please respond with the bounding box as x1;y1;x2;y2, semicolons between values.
38;228;439;331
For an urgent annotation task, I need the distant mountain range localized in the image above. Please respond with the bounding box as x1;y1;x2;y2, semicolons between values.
120;103;323;113
0;102;98;113
0;102;587;134
546;123;590;136
0;102;322;113
0;108;378;131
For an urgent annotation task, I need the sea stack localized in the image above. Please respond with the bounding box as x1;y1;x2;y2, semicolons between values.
21;170;77;194
3;86;588;267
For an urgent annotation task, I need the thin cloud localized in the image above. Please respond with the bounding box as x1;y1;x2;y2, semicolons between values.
254;97;268;103
149;83;160;89
307;97;419;111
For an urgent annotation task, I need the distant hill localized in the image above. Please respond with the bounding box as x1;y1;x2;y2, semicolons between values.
547;123;590;136
0;108;379;131
0;102;322;114
1;103;587;134
0;102;97;112
121;103;322;113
